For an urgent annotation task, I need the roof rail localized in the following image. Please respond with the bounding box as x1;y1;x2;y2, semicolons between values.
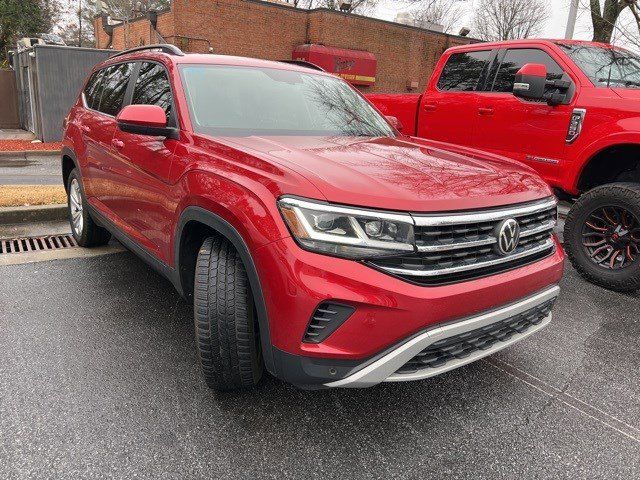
109;43;184;59
278;60;325;71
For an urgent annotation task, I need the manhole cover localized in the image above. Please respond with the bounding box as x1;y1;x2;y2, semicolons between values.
0;234;77;254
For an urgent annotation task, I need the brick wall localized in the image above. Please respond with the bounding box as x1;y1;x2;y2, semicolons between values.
94;0;475;93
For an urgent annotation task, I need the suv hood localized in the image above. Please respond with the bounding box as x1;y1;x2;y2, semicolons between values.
215;135;552;212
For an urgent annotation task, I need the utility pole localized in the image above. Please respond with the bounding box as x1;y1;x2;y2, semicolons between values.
565;0;579;39
78;0;83;47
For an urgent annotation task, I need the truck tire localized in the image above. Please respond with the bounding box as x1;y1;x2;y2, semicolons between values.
564;183;640;292
67;168;111;247
194;236;263;391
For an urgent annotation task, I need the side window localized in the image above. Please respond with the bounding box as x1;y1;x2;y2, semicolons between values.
98;62;134;116
437;50;492;91
492;49;564;93
132;62;173;124
83;70;104;110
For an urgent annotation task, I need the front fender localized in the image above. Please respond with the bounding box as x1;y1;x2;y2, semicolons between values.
173;205;277;376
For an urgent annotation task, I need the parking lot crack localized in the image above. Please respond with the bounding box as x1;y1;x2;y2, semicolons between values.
484;357;640;444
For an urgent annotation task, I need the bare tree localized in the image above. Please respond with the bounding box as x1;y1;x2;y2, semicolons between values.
291;0;379;14
403;0;466;34
587;0;629;42
577;0;640;49
472;0;549;41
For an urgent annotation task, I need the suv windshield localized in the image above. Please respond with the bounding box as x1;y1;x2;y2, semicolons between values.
179;65;395;137
559;43;640;89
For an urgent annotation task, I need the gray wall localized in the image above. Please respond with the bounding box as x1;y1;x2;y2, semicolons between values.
14;45;114;142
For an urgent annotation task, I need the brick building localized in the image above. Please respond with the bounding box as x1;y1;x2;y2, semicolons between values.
93;0;475;93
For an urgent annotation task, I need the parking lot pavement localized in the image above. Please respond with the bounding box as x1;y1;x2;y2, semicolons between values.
1;252;638;479
0;154;62;185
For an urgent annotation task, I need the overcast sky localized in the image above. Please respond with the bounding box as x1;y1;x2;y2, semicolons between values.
375;0;637;48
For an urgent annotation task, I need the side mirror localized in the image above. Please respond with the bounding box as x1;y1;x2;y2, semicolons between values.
513;63;547;102
385;115;403;133
116;104;177;138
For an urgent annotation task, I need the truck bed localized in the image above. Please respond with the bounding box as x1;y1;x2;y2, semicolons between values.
366;93;422;136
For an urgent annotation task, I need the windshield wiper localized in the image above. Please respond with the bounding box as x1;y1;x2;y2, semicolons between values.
598;78;640;88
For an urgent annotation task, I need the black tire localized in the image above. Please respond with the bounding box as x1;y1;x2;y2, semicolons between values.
194;237;263;391
564;182;640;292
67;168;111;247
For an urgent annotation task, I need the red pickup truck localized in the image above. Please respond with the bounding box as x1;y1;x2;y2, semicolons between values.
368;39;640;292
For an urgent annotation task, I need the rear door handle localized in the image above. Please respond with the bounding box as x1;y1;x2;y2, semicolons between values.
423;104;437;112
81;125;91;133
478;107;494;116
111;139;125;149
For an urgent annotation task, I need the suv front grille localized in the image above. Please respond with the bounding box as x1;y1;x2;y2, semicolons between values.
395;298;556;375
369;198;557;285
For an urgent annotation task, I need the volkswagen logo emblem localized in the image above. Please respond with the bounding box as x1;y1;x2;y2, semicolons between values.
495;218;520;255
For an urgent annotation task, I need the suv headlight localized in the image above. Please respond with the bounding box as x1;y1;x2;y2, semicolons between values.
277;196;415;259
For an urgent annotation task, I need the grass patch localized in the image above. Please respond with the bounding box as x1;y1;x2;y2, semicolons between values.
0;185;66;207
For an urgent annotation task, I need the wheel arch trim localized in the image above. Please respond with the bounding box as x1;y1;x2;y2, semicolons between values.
174;206;276;376
61;147;79;191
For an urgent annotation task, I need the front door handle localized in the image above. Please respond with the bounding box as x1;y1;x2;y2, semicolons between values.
423;104;437;112
478;107;494;116
81;125;91;133
111;139;125;149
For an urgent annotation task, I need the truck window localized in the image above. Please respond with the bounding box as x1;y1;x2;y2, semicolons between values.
436;51;492;92
491;49;564;93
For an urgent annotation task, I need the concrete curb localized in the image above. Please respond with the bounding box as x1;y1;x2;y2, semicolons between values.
0;150;61;159
0;204;67;224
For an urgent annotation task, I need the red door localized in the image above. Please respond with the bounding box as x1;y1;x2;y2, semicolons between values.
108;61;179;262
473;47;576;184
80;62;136;213
417;49;494;146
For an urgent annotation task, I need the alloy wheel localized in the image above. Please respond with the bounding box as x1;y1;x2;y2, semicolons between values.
69;179;84;237
582;205;640;269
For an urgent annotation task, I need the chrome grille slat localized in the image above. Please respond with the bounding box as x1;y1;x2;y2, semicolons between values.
371;197;557;285
379;239;554;277
412;197;557;227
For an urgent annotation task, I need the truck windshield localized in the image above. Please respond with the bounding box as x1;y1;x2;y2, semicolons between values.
179;65;395;137
559;43;640;89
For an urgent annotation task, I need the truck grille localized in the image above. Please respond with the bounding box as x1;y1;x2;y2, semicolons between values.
369;197;557;285
395;298;556;375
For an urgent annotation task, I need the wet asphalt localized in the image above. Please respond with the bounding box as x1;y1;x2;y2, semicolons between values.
0;154;62;185
0;251;638;479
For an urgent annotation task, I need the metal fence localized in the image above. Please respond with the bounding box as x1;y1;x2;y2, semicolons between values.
11;45;114;142
0;69;20;128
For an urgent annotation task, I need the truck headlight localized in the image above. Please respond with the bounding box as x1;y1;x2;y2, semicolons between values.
278;196;415;259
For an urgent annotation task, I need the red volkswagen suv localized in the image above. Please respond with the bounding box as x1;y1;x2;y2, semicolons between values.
62;45;564;391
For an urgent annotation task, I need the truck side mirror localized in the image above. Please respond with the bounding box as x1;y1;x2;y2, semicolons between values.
513;63;547;102
385;115;403;133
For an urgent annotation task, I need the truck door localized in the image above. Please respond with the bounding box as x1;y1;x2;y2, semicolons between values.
417;49;493;145
473;47;576;184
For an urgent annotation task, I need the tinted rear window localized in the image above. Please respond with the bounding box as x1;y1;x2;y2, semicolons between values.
437;51;491;91
97;62;134;116
84;71;104;110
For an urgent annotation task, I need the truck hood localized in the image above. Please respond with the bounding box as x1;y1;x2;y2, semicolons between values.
215;135;552;212
612;88;640;100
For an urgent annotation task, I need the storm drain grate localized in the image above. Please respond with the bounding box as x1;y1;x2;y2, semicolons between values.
0;234;78;254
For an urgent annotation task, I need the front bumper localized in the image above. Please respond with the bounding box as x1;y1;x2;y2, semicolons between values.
254;236;564;388
324;285;559;387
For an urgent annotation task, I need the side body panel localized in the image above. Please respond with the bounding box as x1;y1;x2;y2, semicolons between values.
365;93;421;136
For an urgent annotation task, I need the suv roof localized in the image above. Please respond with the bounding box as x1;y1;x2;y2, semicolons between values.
98;44;330;76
